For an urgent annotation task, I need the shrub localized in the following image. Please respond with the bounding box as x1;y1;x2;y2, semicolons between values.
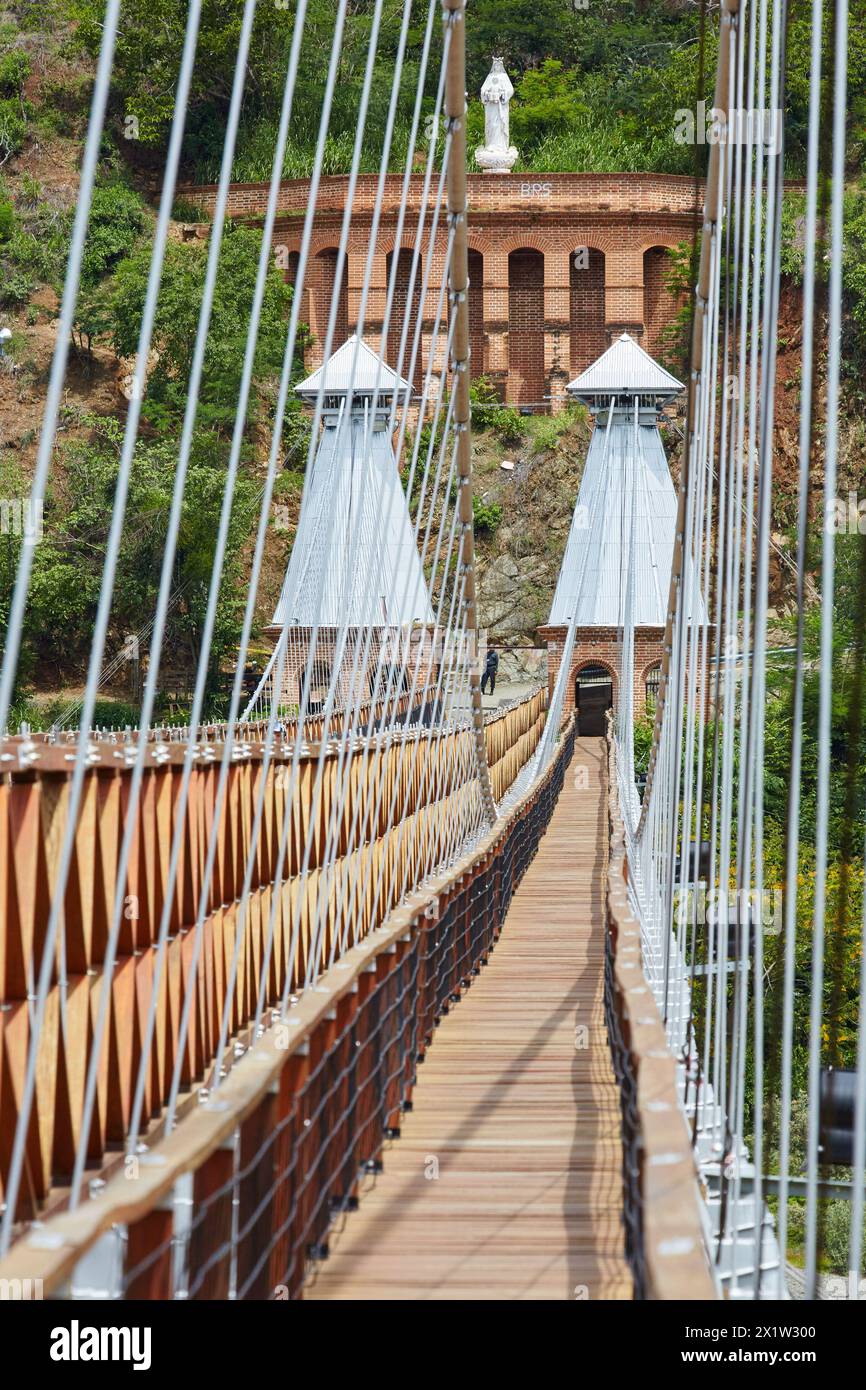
490;406;525;445
470;379;525;445
473;496;502;535
0;266;34;307
528;407;584;452
0;96;27;161
171;198;210;224
469;376;502;431
0;48;30;98
0;187;14;241
89;699;143;730
80;182;146;287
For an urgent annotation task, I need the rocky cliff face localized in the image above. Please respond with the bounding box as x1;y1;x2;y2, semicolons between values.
473;409;592;656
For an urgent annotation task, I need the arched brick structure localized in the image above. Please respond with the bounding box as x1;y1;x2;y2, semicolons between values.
569;247;606;376
468;247;485;379
386;248;427;390
179;173;702;409
643;246;680;359
641;658;663;715
573;655;618;698
538;624;667;722
310;247;349;355
508;249;545;406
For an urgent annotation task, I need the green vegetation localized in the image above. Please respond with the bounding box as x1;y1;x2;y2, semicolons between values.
14;417;260;710
470;376;525;444
0;12;307;714
108;223;296;431
60;0;866;180
472;494;503;534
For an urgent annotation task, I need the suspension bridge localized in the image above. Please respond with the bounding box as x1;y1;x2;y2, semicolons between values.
0;0;862;1307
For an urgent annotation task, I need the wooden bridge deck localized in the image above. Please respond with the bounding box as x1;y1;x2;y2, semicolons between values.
306;736;631;1301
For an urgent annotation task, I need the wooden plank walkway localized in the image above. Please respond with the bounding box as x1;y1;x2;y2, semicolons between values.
306;736;631;1300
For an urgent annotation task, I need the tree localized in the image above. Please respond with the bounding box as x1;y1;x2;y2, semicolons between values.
80;182;146;286
511;60;586;150
22;420;259;694
107;222;295;433
69;0;296;146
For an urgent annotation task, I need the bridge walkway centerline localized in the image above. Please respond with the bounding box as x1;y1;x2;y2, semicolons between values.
305;735;631;1300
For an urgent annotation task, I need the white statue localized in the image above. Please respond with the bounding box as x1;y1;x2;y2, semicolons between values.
475;57;518;173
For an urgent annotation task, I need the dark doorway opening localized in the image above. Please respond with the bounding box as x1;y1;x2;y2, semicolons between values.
575;664;613;736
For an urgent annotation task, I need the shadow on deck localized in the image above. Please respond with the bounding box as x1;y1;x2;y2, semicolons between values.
306;736;630;1301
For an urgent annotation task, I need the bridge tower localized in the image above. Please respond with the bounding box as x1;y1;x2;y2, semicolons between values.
538;333;691;734
257;335;436;721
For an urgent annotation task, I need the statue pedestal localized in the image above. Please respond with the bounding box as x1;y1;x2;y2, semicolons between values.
475;143;518;173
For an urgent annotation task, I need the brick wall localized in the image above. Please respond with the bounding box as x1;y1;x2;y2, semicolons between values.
309;248;349;356
643;246;682;357
538;625;666;718
468;247;485;378
176;172;704;407
539;624;712;725
386;248;428;390
569;248;607;376
178;172;704;221
508;249;545;405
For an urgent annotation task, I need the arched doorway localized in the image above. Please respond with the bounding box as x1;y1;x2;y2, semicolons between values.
311;248;349;355
508;248;544;407
569;248;606;376
575;663;613;736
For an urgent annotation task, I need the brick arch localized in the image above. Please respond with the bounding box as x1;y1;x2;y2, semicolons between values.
467;233;489;254
497;232;558;258
563;235;614;258
386;247;426;390
572;657;618;730
639;656;663;684
310;246;349;354
377;233;438;261
467;247;485;379
274;234;303;259
640;658;663;716
569;247;606;377
637;234;681;256
642;245;681;357
572;656;618;693
508;248;544;407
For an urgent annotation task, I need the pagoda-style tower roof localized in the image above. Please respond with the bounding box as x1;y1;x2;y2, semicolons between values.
549;336;702;629
567;332;682;404
271;338;432;630
295;334;412;411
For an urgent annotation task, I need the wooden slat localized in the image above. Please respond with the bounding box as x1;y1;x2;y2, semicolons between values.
306;737;632;1301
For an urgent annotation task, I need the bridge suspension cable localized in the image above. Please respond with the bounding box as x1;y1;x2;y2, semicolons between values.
1;0;859;1310
0;0;542;1271
610;0;863;1301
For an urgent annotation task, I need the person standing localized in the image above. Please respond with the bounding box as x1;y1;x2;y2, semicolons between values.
480;646;499;695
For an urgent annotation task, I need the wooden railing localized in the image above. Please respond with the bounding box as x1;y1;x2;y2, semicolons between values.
0;689;545;1238
23;689;420;746
0;709;573;1298
603;727;717;1300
